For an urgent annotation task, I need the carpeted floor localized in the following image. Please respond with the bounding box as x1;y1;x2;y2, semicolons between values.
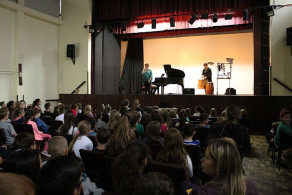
243;135;292;195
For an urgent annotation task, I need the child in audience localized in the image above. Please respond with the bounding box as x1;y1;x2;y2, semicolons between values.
33;108;50;133
84;105;93;117
144;120;164;145
93;128;111;154
70;103;78;117
193;106;205;117
47;136;68;158
59;110;77;135
183;123;200;146
181;137;258;195
0;101;6;108
69;120;93;158
86;117;97;137
107;110;120;131
96;110;106;129
43;103;52;115
209;108;218;118
7;100;16;120
24;110;51;156
12;107;25;124
55;104;65;123
156;128;193;179
0;108;17;146
14;132;36;151
32;99;42;111
128;111;144;139
196;113;211;128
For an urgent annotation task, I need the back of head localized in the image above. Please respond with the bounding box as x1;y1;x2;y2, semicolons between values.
85;117;96;130
199;113;209;122
14;132;35;150
226;105;240;121
0;107;8;120
71;103;78;110
150;109;163;123
125;141;149;167
134;172;175;195
146;120;162;143
2;149;41;182
121;99;130;107
96;128;111;144
0;173;36;195
24;109;34;124
183;123;195;138
207;137;245;195
195;106;205;113
36;155;82;195
48;136;68;158
127;111;140;128
44;103;51;110
58;104;65;114
210;108;218;117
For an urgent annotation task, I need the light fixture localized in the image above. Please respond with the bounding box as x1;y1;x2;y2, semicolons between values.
137;22;144;28
266;6;274;17
212;14;218;23
225;14;232;20
189;14;198;25
243;9;249;21
170;17;175;27
201;12;209;19
152;19;156;29
122;22;126;31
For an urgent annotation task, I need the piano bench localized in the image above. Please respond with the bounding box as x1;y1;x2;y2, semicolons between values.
141;85;158;94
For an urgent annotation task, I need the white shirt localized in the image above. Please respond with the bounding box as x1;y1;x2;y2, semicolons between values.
68;126;78;135
73;135;93;158
187;155;193;178
55;114;65;123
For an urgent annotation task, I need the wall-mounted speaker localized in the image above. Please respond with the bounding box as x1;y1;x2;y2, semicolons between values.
67;44;75;64
287;27;292;46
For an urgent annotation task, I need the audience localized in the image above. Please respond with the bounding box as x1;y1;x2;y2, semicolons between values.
107;109;120;131
209;108;218;118
96;110;106;129
93;128;111;154
59;110;78;135
33;108;50;133
7;100;16;119
47;136;68;158
183;123;200;146
84;105;93;117
43;103;52;115
32;99;42;111
0;108;17;146
196;112;211;128
55;104;65;123
144;120;164;145
12;107;25;124
14;132;36;151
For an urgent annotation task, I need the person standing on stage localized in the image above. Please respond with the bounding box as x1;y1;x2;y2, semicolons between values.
202;63;212;82
142;63;153;94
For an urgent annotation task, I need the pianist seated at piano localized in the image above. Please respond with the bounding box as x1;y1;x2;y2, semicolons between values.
142;63;153;94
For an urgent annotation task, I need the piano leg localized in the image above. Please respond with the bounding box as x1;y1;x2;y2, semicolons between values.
161;86;164;95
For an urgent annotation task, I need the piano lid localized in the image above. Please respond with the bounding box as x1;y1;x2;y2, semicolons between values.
164;64;185;78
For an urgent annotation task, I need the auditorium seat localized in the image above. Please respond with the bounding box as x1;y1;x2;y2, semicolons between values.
184;144;202;181
146;143;163;160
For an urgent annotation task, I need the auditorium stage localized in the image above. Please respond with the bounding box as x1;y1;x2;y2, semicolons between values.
59;94;292;135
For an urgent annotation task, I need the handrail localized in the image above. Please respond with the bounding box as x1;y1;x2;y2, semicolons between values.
273;78;292;93
71;81;86;94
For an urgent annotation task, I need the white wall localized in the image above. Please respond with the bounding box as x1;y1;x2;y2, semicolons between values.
270;0;292;95
58;0;91;94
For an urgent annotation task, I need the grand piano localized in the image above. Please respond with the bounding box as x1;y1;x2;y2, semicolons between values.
153;64;185;94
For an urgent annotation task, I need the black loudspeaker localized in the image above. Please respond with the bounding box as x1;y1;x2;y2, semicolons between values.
183;88;195;95
152;19;156;29
287;27;292;46
67;44;75;58
225;88;236;95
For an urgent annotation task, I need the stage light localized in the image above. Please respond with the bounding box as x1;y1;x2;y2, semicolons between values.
201;12;209;19
243;9;249;21
189;14;198;25
122;22;126;31
170;17;175;27
152;19;156;29
137;22;144;28
212;14;218;23
225;14;232;20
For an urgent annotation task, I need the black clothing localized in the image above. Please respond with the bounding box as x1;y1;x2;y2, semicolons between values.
202;68;212;82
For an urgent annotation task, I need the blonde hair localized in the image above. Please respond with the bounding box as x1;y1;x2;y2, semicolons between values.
0;173;35;195
107;110;120;130
84;105;92;115
207;137;246;195
132;99;140;111
68;120;91;152
48;136;68;158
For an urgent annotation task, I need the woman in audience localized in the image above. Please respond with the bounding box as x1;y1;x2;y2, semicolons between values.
209;108;218;118
140;113;151;131
182;137;258;195
128;111;144;139
2;149;41;182
69;120;93;158
93;128;111;154
0;173;36;195
106;116;136;156
162;110;174;131
7;100;16;119
0;108;17;146
112;141;149;195
84;105;93;117
36;155;83;195
59;110;78;135
32;99;42;111
156;128;193;178
33;109;49;133
107;109;120;131
12;107;25;124
144;120;164;145
24;110;51;156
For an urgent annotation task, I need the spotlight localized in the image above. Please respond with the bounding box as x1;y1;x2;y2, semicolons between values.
122;22;126;31
189;14;198;25
152;19;156;29
225;14;232;20
137;22;144;28
243;9;249;21
212;14;218;23
201;12;209;19
170;17;175;27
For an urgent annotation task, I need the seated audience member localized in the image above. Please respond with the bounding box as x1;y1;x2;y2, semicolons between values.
156;128;193;178
0;101;6;108
134;172;175;195
53;105;60;118
2;149;41;182
208;105;251;152
181;137;258;195
19;100;26;109
132;99;144;116
0;108;17;146
107;110;120;131
121;99;130;110
48;136;68;158
140;113;151;130
217;108;227;123
59;111;78;135
86;117;97;137
55;104;65;123
175;109;188;131
112;141;149;195
7;100;16;120
93;128;111;154
128;111;144;139
77;103;83;114
71;103;78;117
195;113;211;128
84;105;93;117
24;110;51;156
43;103;52;115
144;120;164;145
14;132;36;151
33;109;49;133
120;106;129;116
96;110;106;129
0;173;36;195
193;106;205;117
36;155;83;195
32;99;42;112
69;120;93;158
162;110;174;130
106;116;136;156
209;108;218;118
183;123;200;146
12;107;25;124
275;110;292;158
185;108;192;122
101;107;110;123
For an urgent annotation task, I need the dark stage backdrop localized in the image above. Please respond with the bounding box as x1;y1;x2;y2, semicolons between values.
59;94;292;135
